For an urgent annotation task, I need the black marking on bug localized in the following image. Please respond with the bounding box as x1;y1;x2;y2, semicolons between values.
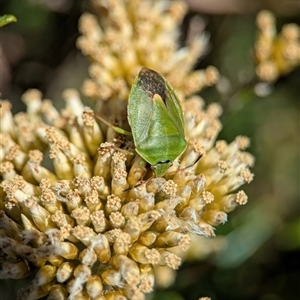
156;160;171;164
138;68;167;101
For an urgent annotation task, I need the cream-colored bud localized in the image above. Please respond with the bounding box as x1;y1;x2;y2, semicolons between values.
50;146;74;180
110;255;140;286
157;250;181;270
25;196;56;231
123;284;145;300
33;265;57;286
86;275;103;298
74;264;91;279
139;264;155;293
121;201;139;218
81;108;104;156
152;213;180;232
137;191;155;213
79;248;97;266
90;296;106;300
91;210;109;233
66;278;82;296
130;244;160;265
84;188;102;212
17;282;53;300
154;265;176;288
105;194;122;214
138;231;157;247
0;101;16;137
67;265;91;299
65;189;82;212
47;284;68;300
109;211;125;228
72;175;91;195
72;154;93;179
113;232;131;255
154;231;191;251
93;142;115;181
5;145;27;171
127;156;147;187
90;233;111;263
0;260;30;279
40;188;63;214
123;216;142;242
90;175;110;198
24;153;58;184
48;255;64;266
71;290;90;300
71;206;91;226
54;242;79;260
0;210;21;239
70;225;97;246
138;210;161;231
201;210;228;226
104;291;126;300
154;197;181;211
101;268;122;286
56;261;77;283
111;167;129;196
13;244;46;267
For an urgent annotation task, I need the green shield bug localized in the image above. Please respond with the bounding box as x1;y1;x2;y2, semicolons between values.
128;67;187;177
93;67;187;178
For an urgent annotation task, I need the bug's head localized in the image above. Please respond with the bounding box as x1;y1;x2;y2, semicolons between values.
152;160;172;177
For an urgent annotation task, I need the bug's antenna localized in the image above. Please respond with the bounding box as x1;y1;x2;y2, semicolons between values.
185;154;203;170
93;112;132;136
168;154;203;176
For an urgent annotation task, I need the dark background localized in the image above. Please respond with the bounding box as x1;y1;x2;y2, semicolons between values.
0;0;299;299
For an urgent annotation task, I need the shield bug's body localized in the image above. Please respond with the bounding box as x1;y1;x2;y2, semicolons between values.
128;67;187;177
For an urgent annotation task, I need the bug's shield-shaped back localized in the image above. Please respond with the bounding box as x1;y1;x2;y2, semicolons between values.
128;68;187;177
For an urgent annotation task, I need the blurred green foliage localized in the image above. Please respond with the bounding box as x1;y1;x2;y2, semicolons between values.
0;14;17;27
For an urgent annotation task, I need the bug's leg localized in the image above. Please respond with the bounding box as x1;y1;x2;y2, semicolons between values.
113;146;135;156
136;173;155;188
93;113;132;136
123;163;154;192
92;112;135;155
122;175;154;192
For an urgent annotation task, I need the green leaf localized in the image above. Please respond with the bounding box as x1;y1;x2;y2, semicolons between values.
0;14;17;27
